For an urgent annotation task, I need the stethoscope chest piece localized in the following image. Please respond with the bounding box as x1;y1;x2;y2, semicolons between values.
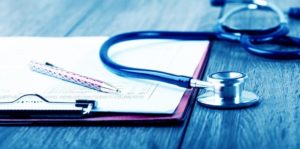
197;71;260;109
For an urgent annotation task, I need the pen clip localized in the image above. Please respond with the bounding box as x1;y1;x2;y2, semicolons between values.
0;94;96;118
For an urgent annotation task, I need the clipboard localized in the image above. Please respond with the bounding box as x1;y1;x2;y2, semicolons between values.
0;37;210;125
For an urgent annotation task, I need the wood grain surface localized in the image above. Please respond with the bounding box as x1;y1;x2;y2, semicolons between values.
0;0;299;149
182;1;300;149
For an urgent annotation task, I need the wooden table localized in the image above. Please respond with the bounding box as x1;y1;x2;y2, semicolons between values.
0;0;299;148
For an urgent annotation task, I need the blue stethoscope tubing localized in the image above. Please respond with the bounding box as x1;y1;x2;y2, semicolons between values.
241;35;300;59
99;1;300;89
215;0;300;59
100;31;216;88
99;30;300;89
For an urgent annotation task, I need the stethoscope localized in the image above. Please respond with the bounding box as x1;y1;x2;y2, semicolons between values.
215;0;300;59
99;0;300;109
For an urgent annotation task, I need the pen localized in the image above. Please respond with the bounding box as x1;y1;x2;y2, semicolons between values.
29;61;121;94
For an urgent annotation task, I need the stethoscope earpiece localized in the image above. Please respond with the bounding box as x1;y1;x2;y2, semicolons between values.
197;71;260;109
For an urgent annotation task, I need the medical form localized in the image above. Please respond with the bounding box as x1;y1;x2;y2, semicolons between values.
0;37;209;114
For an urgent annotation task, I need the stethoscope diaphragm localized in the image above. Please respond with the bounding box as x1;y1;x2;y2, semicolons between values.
197;71;260;109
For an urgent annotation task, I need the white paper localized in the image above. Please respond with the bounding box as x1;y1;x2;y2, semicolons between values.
0;37;209;114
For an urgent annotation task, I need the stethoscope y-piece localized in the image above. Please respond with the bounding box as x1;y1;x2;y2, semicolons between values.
214;0;300;59
216;0;288;42
197;71;259;108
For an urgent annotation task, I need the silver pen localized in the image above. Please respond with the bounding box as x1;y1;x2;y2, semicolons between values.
29;61;121;94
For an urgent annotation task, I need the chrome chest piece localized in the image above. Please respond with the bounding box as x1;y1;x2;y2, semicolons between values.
197;71;260;109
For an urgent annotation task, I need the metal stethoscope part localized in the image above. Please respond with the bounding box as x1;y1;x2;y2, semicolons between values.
197;71;260;109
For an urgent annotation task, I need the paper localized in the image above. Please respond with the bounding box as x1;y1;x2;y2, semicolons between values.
0;37;209;114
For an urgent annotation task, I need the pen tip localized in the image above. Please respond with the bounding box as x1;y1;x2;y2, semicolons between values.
45;62;54;66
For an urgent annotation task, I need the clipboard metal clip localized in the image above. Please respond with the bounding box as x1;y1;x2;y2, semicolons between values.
0;94;96;118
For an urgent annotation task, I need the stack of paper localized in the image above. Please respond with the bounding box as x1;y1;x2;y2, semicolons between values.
0;37;209;115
